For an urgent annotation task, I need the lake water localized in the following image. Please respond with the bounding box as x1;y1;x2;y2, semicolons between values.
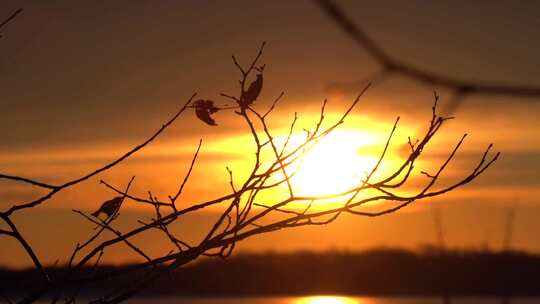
128;296;540;304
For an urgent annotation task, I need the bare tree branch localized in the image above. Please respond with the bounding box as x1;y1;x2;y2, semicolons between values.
169;139;203;205
314;0;540;112
0;214;49;283
0;9;22;36
1;94;196;216
2;43;499;303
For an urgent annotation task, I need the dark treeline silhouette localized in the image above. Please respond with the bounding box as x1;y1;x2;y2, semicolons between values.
2;248;539;299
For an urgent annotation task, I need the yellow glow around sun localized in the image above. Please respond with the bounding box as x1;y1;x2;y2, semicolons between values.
295;296;360;304
289;131;380;197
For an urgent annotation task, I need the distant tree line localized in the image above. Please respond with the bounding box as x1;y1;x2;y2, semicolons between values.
2;248;538;298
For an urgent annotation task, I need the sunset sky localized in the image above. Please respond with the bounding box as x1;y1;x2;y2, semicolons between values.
1;0;539;268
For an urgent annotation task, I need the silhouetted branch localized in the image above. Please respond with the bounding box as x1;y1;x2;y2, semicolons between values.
314;0;540;111
0;9;22;37
68;177;136;268
0;228;13;236
3;44;499;304
169;139;203;204
0;174;58;189
0;214;49;283
1;94;195;217
74;210;152;262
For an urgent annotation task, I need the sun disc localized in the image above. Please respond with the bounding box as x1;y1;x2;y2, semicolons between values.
290;131;378;197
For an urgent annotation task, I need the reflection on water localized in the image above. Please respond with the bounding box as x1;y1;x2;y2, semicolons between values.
127;295;540;304
295;296;359;304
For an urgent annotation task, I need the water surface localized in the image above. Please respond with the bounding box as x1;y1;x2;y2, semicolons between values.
128;296;540;304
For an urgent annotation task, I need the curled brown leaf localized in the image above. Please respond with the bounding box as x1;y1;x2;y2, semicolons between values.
193;99;220;126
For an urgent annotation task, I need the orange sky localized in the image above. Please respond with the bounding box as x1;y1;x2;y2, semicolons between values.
1;0;540;268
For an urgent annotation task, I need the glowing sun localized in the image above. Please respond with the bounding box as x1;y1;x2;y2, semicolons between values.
290;131;379;197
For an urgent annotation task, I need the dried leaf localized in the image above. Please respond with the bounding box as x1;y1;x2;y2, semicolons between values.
193;99;220;126
240;73;263;108
91;196;123;218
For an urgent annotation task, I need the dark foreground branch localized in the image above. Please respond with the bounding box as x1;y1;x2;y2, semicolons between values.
2;44;499;304
314;0;540;112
